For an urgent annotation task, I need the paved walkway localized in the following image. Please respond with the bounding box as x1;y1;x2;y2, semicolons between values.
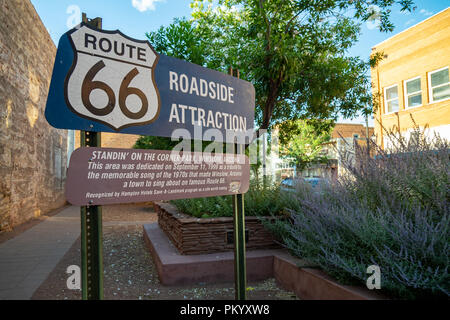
0;206;80;300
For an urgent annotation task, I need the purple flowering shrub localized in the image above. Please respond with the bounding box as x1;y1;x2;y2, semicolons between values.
267;127;449;299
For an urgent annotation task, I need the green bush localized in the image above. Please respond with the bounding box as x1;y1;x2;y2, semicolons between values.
171;178;285;218
264;127;449;299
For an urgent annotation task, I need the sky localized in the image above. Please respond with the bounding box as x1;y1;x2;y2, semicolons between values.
30;0;450;126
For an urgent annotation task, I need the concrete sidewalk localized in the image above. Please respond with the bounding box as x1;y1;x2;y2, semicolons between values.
0;206;80;300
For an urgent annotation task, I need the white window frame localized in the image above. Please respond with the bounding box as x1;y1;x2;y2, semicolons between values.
428;66;450;104
384;84;399;114
404;76;422;109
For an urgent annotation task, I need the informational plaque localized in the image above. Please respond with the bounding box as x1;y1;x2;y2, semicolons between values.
66;147;250;205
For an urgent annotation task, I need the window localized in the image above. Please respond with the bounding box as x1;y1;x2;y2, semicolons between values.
404;77;422;108
353;134;359;139
429;67;450;103
384;84;399;113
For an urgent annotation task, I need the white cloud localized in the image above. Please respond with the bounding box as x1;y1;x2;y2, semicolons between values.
404;19;416;26
131;0;164;12
366;5;381;30
420;9;433;16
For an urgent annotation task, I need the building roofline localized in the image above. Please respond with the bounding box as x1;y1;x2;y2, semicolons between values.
334;123;374;128
372;7;450;49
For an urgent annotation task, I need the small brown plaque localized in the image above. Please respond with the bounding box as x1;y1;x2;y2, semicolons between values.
66;147;250;206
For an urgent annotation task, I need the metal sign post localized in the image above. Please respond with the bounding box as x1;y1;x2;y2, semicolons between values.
45;14;255;301
229;67;247;300
80;14;103;300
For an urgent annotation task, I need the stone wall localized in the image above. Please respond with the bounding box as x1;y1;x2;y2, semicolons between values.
0;0;67;230
155;202;279;255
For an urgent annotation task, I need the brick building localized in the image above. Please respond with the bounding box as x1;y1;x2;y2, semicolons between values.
304;123;375;179
272;122;374;180
371;8;450;149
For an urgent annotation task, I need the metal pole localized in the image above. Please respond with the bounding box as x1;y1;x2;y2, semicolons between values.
80;13;103;300
229;67;247;300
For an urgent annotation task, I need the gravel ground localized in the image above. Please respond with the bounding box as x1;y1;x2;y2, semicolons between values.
32;204;297;300
102;202;157;223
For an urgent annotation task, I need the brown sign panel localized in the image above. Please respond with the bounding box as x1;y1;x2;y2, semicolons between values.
66;147;250;206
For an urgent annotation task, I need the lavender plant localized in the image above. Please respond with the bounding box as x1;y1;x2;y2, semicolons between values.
266;126;449;299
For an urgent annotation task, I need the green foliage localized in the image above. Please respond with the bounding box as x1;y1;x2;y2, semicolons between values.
171;195;233;218
279;119;333;170
265;128;449;299
145;1;414;132
189;0;415;129
133;135;228;152
134;136;179;150
146;17;208;66
171;178;285;218
369;50;385;69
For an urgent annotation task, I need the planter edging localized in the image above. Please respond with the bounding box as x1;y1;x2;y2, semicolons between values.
143;222;388;300
154;201;279;255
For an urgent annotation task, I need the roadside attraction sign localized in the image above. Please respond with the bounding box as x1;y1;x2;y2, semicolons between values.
45;23;255;143
45;17;252;301
66;147;250;206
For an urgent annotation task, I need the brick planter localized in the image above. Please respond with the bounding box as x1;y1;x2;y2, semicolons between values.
143;223;388;299
154;202;279;255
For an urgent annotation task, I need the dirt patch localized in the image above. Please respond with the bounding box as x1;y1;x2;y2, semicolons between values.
32;218;297;300
101;202;156;223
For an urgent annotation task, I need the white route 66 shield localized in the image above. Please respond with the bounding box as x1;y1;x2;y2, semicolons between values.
65;25;160;130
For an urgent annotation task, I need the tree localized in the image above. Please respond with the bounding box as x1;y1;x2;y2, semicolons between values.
133;135;179;150
133;134;224;152
144;0;414;142
146;17;209;66
189;0;415;130
278;119;333;171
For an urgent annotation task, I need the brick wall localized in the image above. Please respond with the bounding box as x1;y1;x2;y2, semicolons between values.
332;123;374;139
0;0;67;230
371;8;450;148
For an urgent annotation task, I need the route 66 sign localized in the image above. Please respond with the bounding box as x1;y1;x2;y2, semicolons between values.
45;23;255;143
65;26;160;130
